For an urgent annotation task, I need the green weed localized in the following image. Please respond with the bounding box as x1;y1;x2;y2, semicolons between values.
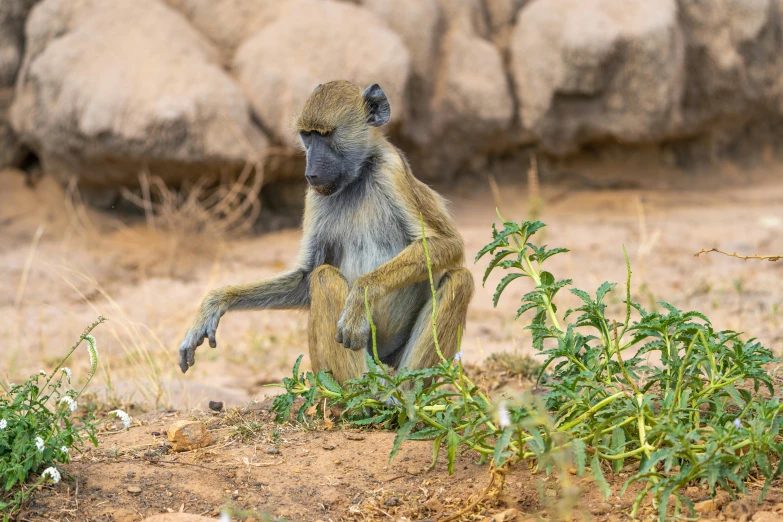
269;217;783;520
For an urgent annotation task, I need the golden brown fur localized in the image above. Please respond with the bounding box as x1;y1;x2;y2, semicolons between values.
178;80;473;382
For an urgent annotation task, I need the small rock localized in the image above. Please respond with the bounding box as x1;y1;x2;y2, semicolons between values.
590;502;612;515
694;491;730;514
151;431;161;436
208;401;224;412
406;467;421;475
480;508;522;522
322;443;336;450
265;447;281;455
345;433;366;441
126;472;135;479
753;512;778;522
166;420;213;452
385;497;401;507
724;498;755;519
334;459;342;465
127;486;142;495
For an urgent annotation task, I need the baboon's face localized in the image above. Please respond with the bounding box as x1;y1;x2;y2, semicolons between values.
296;81;391;197
300;128;365;197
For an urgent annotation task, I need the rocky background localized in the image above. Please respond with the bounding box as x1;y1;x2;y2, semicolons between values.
2;0;782;208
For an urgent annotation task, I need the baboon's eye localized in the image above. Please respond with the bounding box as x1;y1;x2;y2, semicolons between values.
319;130;332;137
300;131;312;138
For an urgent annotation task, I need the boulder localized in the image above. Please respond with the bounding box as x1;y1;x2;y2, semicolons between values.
415;0;514;179
1;88;24;168
163;0;289;62
361;0;441;146
0;0;40;87
677;0;783;131
10;0;268;197
234;0;410;149
510;0;685;155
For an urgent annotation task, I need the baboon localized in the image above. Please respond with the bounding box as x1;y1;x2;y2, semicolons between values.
178;80;474;383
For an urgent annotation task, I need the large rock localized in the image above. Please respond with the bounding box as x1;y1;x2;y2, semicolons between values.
10;0;267;196
164;0;289;62
414;0;514;179
361;0;441;146
1;88;24;168
510;0;685;155
677;0;783;131
234;0;410;149
0;0;40;87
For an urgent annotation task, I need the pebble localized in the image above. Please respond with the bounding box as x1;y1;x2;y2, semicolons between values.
166;420;213;452
208;401;224;412
385;497;401;507
127;486;142;495
265;447;281;455
724;497;754;519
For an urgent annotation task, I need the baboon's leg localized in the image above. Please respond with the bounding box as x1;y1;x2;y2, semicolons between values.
397;268;474;371
308;265;367;383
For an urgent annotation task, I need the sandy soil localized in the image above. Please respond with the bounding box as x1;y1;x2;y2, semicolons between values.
3;163;783;521
2;166;782;410
20;400;783;522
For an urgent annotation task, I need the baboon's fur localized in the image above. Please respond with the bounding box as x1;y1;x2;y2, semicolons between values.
179;81;473;381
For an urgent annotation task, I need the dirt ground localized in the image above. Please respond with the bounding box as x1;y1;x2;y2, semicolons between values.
2;161;783;521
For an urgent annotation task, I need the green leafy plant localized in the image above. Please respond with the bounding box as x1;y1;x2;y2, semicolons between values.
269;217;783;520
0;316;130;519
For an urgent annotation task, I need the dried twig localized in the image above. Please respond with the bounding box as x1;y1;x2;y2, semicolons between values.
694;248;781;262
441;463;506;522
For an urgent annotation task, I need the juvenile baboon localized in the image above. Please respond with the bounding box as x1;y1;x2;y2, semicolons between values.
178;80;473;383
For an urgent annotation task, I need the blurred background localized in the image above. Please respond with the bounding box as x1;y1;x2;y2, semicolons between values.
2;0;782;411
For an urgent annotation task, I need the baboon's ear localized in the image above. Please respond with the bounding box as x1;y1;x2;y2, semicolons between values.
314;83;323;91
363;83;391;127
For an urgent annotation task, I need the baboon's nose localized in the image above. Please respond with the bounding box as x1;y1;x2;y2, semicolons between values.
306;173;319;185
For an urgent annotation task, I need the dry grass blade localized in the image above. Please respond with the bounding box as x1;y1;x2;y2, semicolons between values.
694;248;782;262
121;161;264;239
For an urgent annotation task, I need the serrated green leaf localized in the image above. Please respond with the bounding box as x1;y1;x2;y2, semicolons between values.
446;430;460;475
389;419;415;463
592;453;611;499
493;273;524;307
493;427;514;467
572;438;586;476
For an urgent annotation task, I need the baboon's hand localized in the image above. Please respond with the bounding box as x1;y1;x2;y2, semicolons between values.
335;289;371;352
178;308;222;373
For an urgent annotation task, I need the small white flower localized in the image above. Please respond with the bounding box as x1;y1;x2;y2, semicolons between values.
219;513;231;522
733;418;741;429
42;467;61;484
39;370;47;376
61;368;72;381
454;351;463;362
84;335;98;375
0;419;6;430
35;436;45;453
498;402;511;429
61;446;69;454
110;409;131;429
59;396;77;412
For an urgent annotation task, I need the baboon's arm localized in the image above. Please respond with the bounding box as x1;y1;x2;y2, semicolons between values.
179;269;310;372
335;234;464;350
358;236;464;300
